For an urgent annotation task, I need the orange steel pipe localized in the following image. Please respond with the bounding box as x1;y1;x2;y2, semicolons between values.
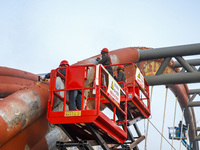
74;47;140;65
0;67;38;81
0;67;38;98
0;76;35;98
0;82;49;147
0;114;48;150
167;84;189;108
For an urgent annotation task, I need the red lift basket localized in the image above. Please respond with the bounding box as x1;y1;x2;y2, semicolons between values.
46;63;150;146
47;64;128;144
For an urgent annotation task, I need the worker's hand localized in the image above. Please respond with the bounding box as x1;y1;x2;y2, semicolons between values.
114;76;117;80
38;76;47;81
42;77;48;81
96;57;100;62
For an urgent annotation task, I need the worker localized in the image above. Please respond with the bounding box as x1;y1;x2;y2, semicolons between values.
178;121;187;138
114;65;126;88
96;48;113;76
44;60;69;80
43;60;82;110
42;60;69;109
175;127;179;138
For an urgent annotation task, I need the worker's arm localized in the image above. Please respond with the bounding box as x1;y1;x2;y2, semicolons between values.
96;57;100;62
45;73;51;79
114;76;118;81
98;55;107;64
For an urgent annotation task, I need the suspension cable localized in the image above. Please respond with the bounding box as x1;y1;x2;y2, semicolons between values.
160;87;169;150
145;86;154;150
179;108;185;150
149;120;176;150
171;97;178;150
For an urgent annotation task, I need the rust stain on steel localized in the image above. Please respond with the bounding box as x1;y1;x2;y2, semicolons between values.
0;114;48;150
139;59;174;76
138;59;189;108
0;82;49;146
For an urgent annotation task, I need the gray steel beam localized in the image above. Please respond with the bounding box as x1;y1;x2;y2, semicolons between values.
188;101;200;107
175;56;195;72
195;136;200;141
145;72;200;85
139;43;200;61
174;58;200;68
192;66;198;71
189;94;197;102
189;89;200;95
155;57;171;75
196;127;200;131
181;68;186;72
129;136;145;149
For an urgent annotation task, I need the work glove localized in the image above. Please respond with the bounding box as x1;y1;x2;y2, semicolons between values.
38;76;47;81
96;57;100;62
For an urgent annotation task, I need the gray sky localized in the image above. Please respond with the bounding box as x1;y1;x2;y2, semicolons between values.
1;0;200;149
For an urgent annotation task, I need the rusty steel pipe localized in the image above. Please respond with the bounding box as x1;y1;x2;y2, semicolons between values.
0;82;49;147
0;67;39;98
167;84;189;108
0;114;49;150
74;47;140;65
0;67;38;81
0;76;36;98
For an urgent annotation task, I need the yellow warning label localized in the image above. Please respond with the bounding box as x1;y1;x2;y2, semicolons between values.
111;81;114;90
65;111;81;117
137;73;140;79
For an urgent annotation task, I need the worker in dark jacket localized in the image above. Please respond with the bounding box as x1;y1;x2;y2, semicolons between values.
44;60;69;79
44;60;82;110
96;48;113;76
114;65;126;88
178;121;187;138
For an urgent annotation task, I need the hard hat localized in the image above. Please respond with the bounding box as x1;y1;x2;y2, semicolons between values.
101;48;109;53
60;60;69;66
118;65;124;69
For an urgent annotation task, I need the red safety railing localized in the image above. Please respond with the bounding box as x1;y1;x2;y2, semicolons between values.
105;62;150;118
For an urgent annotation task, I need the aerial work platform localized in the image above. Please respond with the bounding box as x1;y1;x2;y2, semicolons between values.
168;127;191;150
47;63;150;149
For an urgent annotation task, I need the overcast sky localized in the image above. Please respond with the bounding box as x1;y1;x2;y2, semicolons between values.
1;0;200;149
